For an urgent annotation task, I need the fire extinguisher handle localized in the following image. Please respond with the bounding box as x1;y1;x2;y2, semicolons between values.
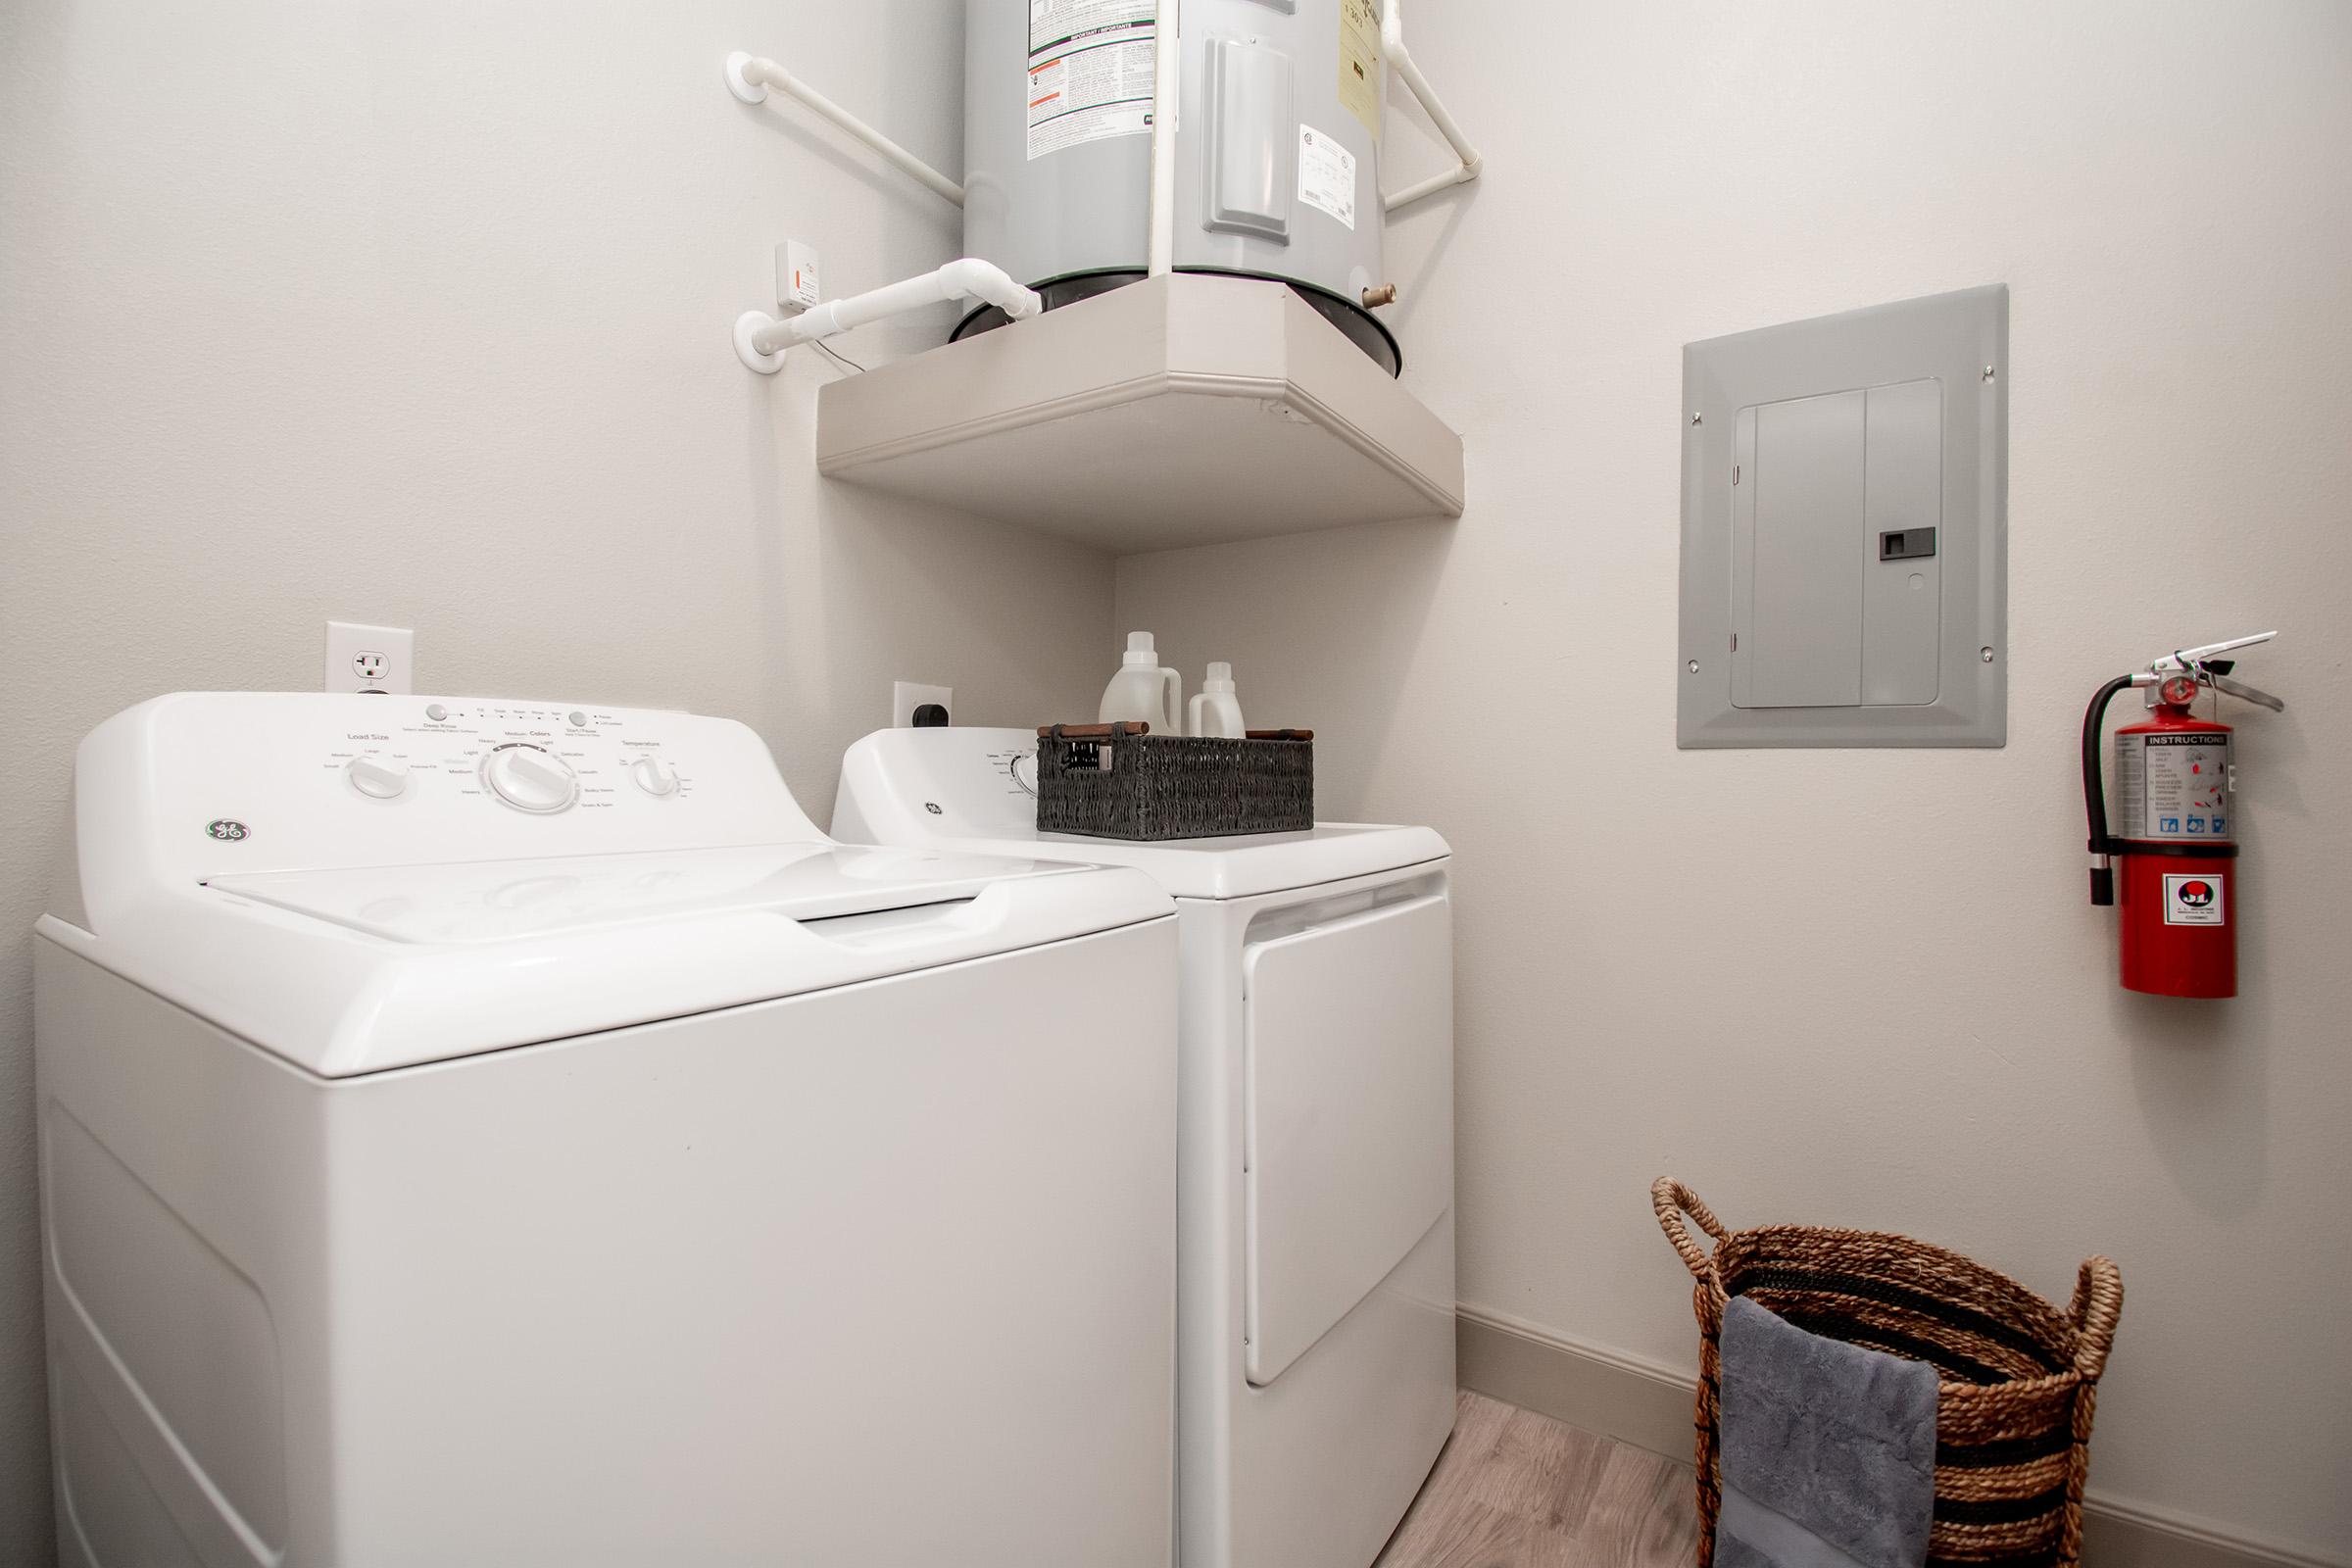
2209;672;2286;712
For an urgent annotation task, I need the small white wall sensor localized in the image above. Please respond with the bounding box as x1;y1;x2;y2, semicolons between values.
778;240;821;312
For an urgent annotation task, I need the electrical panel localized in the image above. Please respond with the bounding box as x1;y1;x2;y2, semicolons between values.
1679;285;2008;748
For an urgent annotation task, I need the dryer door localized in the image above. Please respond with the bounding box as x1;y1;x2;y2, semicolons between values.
1243;892;1452;1387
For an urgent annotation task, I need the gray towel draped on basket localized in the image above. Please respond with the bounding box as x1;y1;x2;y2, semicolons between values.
1716;1296;1938;1568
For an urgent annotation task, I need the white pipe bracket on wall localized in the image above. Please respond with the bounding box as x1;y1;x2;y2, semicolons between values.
1381;0;1483;213
724;51;964;207
732;258;1043;373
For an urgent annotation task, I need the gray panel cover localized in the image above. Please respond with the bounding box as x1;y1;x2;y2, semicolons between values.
1679;285;2008;749
1206;38;1295;239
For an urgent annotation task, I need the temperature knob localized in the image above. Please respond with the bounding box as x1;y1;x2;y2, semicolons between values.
480;744;578;814
345;755;410;801
628;756;680;797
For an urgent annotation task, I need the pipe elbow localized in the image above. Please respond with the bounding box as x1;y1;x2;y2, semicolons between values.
937;258;1042;318
725;51;776;105
932;257;984;297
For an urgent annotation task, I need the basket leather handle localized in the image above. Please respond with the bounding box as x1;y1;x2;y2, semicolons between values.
2068;1256;2124;1380
1652;1178;1730;1290
1038;722;1152;739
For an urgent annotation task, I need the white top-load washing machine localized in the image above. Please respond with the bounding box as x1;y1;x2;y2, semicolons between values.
835;728;1455;1568
33;693;1180;1568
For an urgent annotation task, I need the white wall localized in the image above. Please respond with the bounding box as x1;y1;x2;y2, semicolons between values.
0;3;1110;1557
1119;1;2352;1557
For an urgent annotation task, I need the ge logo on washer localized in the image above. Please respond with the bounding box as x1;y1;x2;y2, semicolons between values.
205;819;250;842
2164;873;2224;926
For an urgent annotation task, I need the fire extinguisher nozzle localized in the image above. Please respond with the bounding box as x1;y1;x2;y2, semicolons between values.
2089;866;2116;906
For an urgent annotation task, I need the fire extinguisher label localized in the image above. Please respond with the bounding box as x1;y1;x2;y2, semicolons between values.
2115;731;2232;841
2163;873;2226;926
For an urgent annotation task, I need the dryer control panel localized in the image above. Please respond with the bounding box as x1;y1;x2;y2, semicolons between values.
74;693;825;923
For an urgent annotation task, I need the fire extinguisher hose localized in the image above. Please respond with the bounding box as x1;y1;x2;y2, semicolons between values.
2081;673;2139;906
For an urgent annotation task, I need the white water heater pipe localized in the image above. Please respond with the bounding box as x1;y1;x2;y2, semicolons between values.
1146;0;1182;276
732;259;1043;373
724;51;965;207
1381;0;1483;213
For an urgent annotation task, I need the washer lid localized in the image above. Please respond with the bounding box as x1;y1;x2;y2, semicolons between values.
64;842;1169;1079
833;728;1448;900
208;843;1076;946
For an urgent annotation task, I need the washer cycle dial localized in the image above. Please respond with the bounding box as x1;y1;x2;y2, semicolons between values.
480;744;578;814
628;756;680;797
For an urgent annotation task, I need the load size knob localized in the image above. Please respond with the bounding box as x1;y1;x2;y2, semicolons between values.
345;755;410;801
628;756;680;797
480;744;578;814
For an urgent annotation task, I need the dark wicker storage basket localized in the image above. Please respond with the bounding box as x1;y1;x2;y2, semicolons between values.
1652;1180;2123;1568
1035;723;1312;840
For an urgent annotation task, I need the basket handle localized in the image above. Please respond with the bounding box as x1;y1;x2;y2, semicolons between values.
1038;722;1152;739
1652;1178;1730;1289
2068;1256;2124;1380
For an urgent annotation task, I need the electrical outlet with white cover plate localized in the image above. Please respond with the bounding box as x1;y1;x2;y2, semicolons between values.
892;681;952;728
324;621;414;695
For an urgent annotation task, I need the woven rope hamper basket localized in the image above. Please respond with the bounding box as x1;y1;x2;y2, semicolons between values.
1652;1179;2123;1568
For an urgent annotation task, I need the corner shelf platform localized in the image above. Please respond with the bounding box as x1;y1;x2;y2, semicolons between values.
814;273;1465;554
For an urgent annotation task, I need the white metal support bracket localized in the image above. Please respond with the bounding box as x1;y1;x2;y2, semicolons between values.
1380;0;1483;213
724;51;964;207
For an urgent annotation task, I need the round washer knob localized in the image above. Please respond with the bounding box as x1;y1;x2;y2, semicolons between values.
424;703;449;722
628;756;680;797
480;744;578;814
346;755;411;801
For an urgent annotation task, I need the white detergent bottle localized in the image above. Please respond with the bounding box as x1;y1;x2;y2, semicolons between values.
1187;662;1246;739
1100;631;1182;731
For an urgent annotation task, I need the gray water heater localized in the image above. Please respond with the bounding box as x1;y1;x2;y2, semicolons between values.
961;0;1398;371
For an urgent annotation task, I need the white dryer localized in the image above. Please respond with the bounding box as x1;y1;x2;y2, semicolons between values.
835;728;1455;1568
34;693;1179;1568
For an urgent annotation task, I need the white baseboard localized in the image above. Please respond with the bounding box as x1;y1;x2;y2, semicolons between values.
1455;1305;2344;1568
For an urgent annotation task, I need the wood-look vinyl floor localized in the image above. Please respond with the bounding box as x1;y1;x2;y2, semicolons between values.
1374;1392;1704;1568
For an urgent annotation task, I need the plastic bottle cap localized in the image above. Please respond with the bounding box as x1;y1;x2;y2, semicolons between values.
1202;662;1235;691
1123;630;1158;665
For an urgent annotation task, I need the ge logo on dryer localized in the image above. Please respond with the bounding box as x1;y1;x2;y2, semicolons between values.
206;819;251;842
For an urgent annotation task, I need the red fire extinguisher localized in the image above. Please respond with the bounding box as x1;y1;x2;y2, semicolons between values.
2081;632;2284;998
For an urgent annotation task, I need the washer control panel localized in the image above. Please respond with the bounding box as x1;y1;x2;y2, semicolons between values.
327;699;704;815
83;693;825;902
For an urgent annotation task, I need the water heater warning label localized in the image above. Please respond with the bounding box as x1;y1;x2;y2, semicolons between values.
1028;0;1156;160
1298;124;1357;229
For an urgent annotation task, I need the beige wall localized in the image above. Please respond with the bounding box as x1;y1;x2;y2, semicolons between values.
0;3;1110;1556
1119;1;2352;1558
8;0;2352;1561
